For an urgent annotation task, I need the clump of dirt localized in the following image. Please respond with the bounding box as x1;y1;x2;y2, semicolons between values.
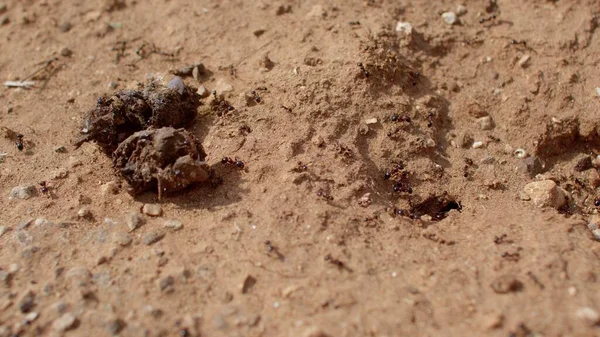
113;127;210;196
76;77;200;153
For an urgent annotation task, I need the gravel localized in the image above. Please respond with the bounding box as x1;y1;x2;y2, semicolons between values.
523;180;567;209
441;11;457;25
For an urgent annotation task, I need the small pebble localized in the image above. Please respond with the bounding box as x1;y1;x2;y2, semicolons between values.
54;145;67;153
59;21;72;32
472;141;484;149
168;76;184;95
514;148;527;158
158;275;174;292
595;87;600;97
52;313;77;332
477;116;494;130
164;220;183;231
0;4;6;14
0;225;7;237
518;55;531;68
59;47;72;57
395;21;412;35
142;204;162;217
0;15;9;26
34;218;50;227
441;11;457;25
125;211;144;232
365;118;378;125
575;307;600;326
108;81;118;89
77;208;91;218
24;311;39;324
18;291;35;313
197;85;209;98
142;231;165;245
100;181;118;196
456;4;467;16
106;317;125;335
9;185;36;200
523;180;567;209
113;232;132;246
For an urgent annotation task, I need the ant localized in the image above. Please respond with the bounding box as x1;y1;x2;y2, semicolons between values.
357;62;370;78
280;105;292;113
16;134;24;151
251;90;261;103
211;90;218;100
479;14;496;24
264;240;285;261
510;39;527;47
427;111;435;127
221;157;245;169
39;181;50;197
594;198;600;207
293;161;308;172
391;114;411;123
324;254;352;272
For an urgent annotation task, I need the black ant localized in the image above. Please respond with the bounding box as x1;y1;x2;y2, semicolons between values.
357;62;370;78
391;114;411;123
324;254;352;272
280;105;292;113
510;39;527;47
221;157;245;169
410;71;420;86
427;111;435;127
393;182;412;194
251;90;261;103
39;181;50;197
594;198;600;207
294;161;308;172
479;14;496;23
211;90;218;100
264;240;285;261
16;134;24;151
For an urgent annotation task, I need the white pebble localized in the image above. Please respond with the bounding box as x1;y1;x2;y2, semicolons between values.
595;87;600;97
168;76;185;95
365;118;378;125
395;21;413;34
441;12;457;25
472;141;484;149
518;55;531;68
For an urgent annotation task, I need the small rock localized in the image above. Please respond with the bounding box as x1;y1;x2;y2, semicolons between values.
0;4;6;14
125;211;144;232
158;275;174;293
192;66;200;81
518;54;531;68
18;291;35;313
0;15;8;26
215;79;233;93
514;148;527;159
59;47;72;57
59;21;72;32
104;217;118;226
395;21;413;35
108;81;118;89
142;204;162;217
112;232;132;246
142;231;165;245
0;226;7;237
259;54;274;70
523;180;567;209
54;145;67;153
365;118;378;125
458;131;474;148
241;275;257;294
17;218;33;230
275;4;292;15
518;156;545;177
574;156;593;172
491;274;523;294
306;5;326;19
105;317;126;335
482;313;503;330
9;185;36;200
575;307;600;326
24;311;39;324
100;181;118;196
197;85;209;98
312;135;325;147
588;169;600;188
477;116;494;130
34;218;50;227
52;313;77;332
456;4;467;16
77;208;91;218
441;11;457;25
472;141;484;149
303;327;330;337
596;87;600;98
164;220;183;231
253;28;266;37
68;156;82;168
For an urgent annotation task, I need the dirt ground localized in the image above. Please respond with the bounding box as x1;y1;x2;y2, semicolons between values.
1;0;600;336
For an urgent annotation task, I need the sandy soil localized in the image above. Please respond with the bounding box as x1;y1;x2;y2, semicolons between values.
1;0;600;336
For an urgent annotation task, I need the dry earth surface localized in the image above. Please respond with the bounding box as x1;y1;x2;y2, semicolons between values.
1;0;600;336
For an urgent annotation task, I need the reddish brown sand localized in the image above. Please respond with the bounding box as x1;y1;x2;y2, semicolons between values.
1;1;600;336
